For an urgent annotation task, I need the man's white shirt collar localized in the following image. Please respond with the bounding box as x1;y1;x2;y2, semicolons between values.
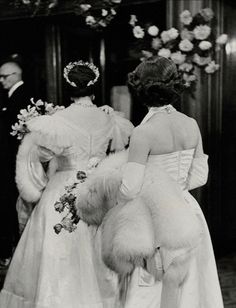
8;80;24;98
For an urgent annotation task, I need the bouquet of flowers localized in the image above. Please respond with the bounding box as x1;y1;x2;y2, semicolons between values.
13;0;58;15
14;0;122;29
53;171;86;234
129;8;228;88
10;98;65;140
76;0;122;29
54;157;101;234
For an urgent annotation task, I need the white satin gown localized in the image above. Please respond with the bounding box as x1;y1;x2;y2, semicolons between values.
0;103;133;308
124;149;224;308
123;107;224;308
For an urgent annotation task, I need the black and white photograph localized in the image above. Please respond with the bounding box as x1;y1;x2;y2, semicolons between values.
0;0;235;307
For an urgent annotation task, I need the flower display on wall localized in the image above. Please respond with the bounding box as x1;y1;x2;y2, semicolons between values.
14;0;122;29
77;0;122;29
129;8;228;88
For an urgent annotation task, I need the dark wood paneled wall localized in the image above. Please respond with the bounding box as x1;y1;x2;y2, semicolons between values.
221;0;236;252
167;0;225;253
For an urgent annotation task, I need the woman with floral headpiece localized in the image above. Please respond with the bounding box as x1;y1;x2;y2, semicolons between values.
0;60;133;308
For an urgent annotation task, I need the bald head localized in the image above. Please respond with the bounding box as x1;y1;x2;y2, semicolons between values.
0;61;23;90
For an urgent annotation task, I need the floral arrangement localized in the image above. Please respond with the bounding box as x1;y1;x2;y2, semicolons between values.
75;0;122;29
53;171;86;234
13;0;58;14
129;8;228;88
13;0;122;29
54;157;101;234
10;98;65;140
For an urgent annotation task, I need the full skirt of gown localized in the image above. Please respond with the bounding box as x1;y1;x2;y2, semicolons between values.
123;190;224;308
0;170;118;308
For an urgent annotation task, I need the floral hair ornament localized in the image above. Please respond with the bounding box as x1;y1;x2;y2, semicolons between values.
63;60;100;87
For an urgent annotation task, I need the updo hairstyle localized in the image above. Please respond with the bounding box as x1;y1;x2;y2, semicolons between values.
64;61;99;98
127;56;186;107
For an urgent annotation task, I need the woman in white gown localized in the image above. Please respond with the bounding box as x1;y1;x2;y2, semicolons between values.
77;56;224;308
119;56;224;308
0;60;133;308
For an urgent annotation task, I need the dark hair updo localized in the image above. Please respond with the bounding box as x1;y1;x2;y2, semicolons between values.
127;56;186;107
64;61;99;98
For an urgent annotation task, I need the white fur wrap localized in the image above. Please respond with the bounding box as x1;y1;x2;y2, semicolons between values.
76;150;203;275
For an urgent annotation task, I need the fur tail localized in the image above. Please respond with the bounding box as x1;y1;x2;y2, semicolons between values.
76;169;122;226
102;198;155;276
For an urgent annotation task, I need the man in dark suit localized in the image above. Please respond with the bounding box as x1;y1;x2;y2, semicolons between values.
0;60;32;267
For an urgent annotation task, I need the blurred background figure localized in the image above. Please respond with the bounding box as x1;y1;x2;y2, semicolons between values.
0;54;32;268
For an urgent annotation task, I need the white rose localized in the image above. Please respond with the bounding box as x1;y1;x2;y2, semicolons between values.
205;61;219;74
193;25;211;40
111;8;116;15
179;62;193;72
193;53;211;66
80;4;91;12
147;25;159;37
180;29;194;41
180;10;193;25
86;16;96;25
111;0;122;3
102;9;108;17
133;25;145;39
170;51;186;65
216;34;228;45
161;30;170;43
200;8;214;21
161;28;178;43
151;38;162;50
129;14;137;26
199;41;212;50
168;27;179;40
158;48;171;58
179;39;194;52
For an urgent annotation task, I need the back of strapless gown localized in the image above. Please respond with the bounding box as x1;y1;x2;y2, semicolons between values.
124;149;224;308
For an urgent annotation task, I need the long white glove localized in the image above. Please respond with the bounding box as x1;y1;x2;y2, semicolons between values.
119;162;146;201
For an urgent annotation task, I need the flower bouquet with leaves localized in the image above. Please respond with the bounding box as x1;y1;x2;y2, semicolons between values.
53;171;87;234
54;157;101;234
75;0;122;29
10;98;65;140
130;7;228;88
14;0;122;29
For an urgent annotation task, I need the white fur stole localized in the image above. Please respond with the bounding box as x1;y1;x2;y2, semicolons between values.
76;150;203;275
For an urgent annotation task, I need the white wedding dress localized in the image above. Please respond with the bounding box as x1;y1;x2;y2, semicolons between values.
0;103;133;308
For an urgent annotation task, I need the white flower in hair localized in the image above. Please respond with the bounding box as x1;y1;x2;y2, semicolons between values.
63;60;100;88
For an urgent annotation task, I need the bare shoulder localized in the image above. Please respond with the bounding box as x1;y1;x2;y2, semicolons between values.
175;111;199;127
132;124;151;137
130;124;152;145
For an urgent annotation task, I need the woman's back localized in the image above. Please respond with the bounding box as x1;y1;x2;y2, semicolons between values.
56;102;111;134
139;107;200;156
